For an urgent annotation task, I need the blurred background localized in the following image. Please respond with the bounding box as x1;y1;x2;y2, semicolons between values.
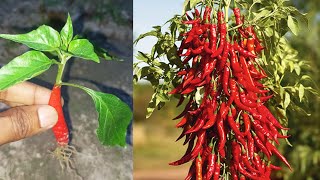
133;0;320;179
0;0;132;179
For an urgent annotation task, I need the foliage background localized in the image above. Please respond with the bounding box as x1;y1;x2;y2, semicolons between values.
133;0;320;179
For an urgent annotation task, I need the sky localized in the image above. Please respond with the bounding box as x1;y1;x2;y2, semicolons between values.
133;0;184;62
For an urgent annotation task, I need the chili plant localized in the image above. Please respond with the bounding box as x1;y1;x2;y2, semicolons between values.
0;14;132;167
134;0;318;179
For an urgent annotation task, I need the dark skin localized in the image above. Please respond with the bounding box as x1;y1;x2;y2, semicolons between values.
0;82;58;145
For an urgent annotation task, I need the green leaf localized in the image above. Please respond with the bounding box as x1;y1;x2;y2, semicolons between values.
133;26;161;45
298;84;304;102
0;51;53;90
287;15;299;35
190;0;201;8
94;47;121;61
68;39;100;63
284;92;290;109
182;0;190;14
60;13;73;49
66;84;132;146
0;25;60;52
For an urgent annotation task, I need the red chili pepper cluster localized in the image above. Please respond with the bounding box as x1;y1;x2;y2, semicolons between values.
169;4;291;180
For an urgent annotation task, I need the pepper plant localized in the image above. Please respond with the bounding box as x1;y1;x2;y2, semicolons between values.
0;14;132;166
134;0;318;179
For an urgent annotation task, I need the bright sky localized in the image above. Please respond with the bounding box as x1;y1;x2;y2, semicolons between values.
133;0;184;62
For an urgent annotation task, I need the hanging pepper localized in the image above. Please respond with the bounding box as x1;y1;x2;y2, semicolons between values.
196;154;203;180
213;154;221;180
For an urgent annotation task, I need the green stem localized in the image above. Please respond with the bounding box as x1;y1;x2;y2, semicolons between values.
228;24;243;32
61;82;85;90
55;51;71;85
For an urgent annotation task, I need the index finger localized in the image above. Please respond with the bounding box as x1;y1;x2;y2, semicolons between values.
0;82;52;107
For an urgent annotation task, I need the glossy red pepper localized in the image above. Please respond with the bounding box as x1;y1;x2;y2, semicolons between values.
222;60;231;96
230;43;243;73
213;155;221;180
265;141;292;170
228;110;244;137
205;149;216;180
217;115;226;157
242;112;251;136
196;154;203;180
234;42;257;58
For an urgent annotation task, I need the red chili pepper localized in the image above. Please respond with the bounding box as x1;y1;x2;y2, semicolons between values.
49;84;69;146
239;88;257;108
181;84;197;94
213;154;221;180
196;154;203;180
238;162;259;180
176;124;191;142
230;164;238;180
201;59;216;79
253;153;263;172
247;132;254;160
270;164;282;171
239;175;246;180
205;148;216;180
191;130;206;158
242;112;251;136
233;7;243;26
265;141;292;170
230;43;243;73
247;36;255;55
259;94;273;102
176;95;185;107
257;103;289;130
218;41;230;71
217;115;226;157
251;117;276;142
182;19;201;24
176;115;188;128
228;110;244;137
172;97;193;120
192;46;204;55
169;136;195;166
232;140;241;165
186;115;205;134
265;163;272;177
251;131;271;159
230;104;237;117
211;23;226;58
185;161;196;180
203;109;218;129
234;42;257;58
209;24;217;50
222;60;231;96
241;148;260;174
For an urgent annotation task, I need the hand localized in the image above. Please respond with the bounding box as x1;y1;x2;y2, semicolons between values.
0;82;58;145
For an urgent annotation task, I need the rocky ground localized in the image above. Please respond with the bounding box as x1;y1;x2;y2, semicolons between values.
0;0;133;179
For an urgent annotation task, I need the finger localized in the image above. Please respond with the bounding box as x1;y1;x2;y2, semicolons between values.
0;105;58;145
0;82;63;107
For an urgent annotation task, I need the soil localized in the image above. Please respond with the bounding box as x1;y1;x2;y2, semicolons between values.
0;0;133;179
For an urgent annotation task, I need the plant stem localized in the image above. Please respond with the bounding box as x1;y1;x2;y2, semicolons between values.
55;52;71;85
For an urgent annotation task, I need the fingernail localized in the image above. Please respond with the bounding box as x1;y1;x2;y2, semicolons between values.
38;105;58;129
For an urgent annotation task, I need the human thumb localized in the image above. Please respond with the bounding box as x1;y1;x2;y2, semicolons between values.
0;105;58;145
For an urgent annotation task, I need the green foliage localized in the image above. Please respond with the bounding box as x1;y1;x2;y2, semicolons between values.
68;39;100;63
0;13;131;147
64;83;132;147
0;25;61;52
0;51;53;90
60;13;73;50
